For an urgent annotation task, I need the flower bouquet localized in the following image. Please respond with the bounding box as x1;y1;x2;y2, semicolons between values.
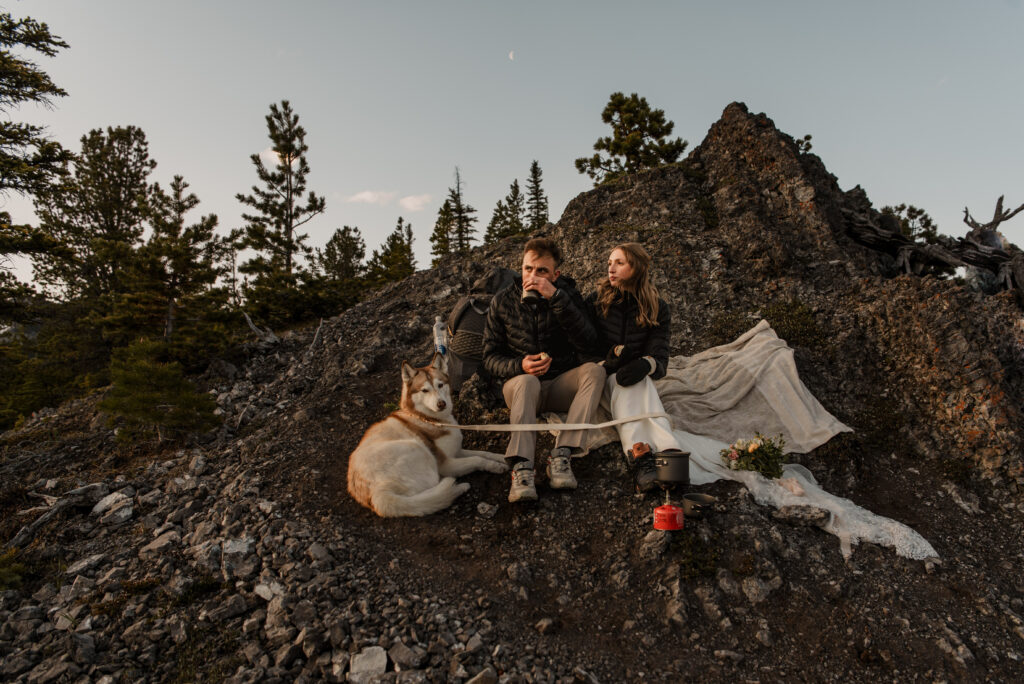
719;433;786;479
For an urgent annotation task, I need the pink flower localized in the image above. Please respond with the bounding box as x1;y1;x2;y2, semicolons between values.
729;450;739;460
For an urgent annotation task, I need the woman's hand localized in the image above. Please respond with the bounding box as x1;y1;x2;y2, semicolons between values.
615;357;652;386
603;345;625;372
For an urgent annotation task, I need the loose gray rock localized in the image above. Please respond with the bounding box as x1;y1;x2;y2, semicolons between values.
772;505;830;527
639;529;670;559
349;645;388;676
465;667;498;684
65;553;106;576
208;594;249;621
91;491;130;516
139;530;180;560
274;642;303;668
534;617;558;635
221;537;258;580
389;640;425;670
307;542;332;563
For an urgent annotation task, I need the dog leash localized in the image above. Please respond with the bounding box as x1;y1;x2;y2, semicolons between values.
409;412;673;432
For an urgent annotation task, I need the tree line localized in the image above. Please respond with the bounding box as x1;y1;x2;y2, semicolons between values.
0;11;756;441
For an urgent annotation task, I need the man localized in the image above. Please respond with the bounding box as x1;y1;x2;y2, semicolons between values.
483;237;604;502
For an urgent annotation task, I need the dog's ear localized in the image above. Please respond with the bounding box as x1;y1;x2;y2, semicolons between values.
430;352;448;375
401;361;415;384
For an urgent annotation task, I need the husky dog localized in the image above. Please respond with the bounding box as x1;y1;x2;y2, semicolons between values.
347;353;507;517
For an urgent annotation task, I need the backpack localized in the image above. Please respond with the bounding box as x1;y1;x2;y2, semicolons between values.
446;266;517;392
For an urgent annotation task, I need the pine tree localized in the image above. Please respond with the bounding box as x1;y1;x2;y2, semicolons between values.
235;100;325;278
366;217;415;287
33;126;156;301
484;199;508;245
314;226;365;281
483;180;527;244
234;100;325;326
5;127;158;423
104;176;231;363
881;204;940;244
504;179;526;236
100;339;219;443
429;199;454;266
575;92;688;185
446;167;477;254
0;13;72;197
526;160;549;232
0;220;62;321
0;11;72;323
0;312;81;430
307;225;366;313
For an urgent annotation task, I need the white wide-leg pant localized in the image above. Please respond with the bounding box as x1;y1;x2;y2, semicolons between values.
605;375;682;455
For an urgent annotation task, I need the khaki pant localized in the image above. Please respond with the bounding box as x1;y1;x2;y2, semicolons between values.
501;362;605;466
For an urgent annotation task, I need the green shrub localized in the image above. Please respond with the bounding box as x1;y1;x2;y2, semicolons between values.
0;549;26;589
762;299;828;350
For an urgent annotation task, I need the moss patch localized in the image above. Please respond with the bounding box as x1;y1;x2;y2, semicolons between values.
705;310;754;347
762;299;828;350
172;625;244;684
0;548;26;589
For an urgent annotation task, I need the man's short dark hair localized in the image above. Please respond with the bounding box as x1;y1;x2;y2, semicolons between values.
523;237;562;268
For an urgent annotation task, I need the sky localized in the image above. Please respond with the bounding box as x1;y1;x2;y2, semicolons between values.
5;1;1024;279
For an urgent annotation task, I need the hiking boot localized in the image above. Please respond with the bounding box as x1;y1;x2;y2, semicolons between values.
508;463;538;502
547;446;578;489
627;442;658;493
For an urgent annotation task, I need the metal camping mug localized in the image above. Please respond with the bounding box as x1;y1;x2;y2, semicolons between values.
521;288;542;303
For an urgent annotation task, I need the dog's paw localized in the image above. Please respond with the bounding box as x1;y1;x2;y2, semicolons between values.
454;482;471;495
486;460;509;474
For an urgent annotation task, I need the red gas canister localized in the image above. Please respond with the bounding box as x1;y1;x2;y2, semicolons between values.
653;504;684;531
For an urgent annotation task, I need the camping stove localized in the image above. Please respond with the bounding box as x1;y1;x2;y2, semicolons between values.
652;449;691;531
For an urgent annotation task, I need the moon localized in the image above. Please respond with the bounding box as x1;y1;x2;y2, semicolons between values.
509;50;515;61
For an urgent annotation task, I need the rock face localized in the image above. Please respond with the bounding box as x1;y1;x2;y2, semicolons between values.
2;102;1024;682
558;102;1024;489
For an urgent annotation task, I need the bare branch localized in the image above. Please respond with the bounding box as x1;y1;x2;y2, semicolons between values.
304;318;323;361
963;206;983;231
963;195;1024;233
242;311;279;344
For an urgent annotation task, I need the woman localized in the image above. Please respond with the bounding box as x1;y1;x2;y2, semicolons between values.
590;242;685;492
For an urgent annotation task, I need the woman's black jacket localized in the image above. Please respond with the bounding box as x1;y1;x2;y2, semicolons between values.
483;275;599;381
588;290;671;381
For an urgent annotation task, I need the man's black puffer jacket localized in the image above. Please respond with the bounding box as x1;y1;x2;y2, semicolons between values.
588;290;671;381
483;275;599;381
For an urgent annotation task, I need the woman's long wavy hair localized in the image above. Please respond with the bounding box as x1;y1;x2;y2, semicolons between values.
596;242;660;327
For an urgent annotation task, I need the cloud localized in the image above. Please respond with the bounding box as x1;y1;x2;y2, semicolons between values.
399;194;432;212
345;190;397;205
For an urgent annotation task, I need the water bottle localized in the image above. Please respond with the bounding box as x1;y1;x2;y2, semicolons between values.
433;315;449;356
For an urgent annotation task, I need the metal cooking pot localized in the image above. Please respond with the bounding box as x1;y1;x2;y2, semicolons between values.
655;449;690;486
682;493;717;518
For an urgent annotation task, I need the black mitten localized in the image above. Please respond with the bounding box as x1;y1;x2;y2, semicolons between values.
615;357;650;387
